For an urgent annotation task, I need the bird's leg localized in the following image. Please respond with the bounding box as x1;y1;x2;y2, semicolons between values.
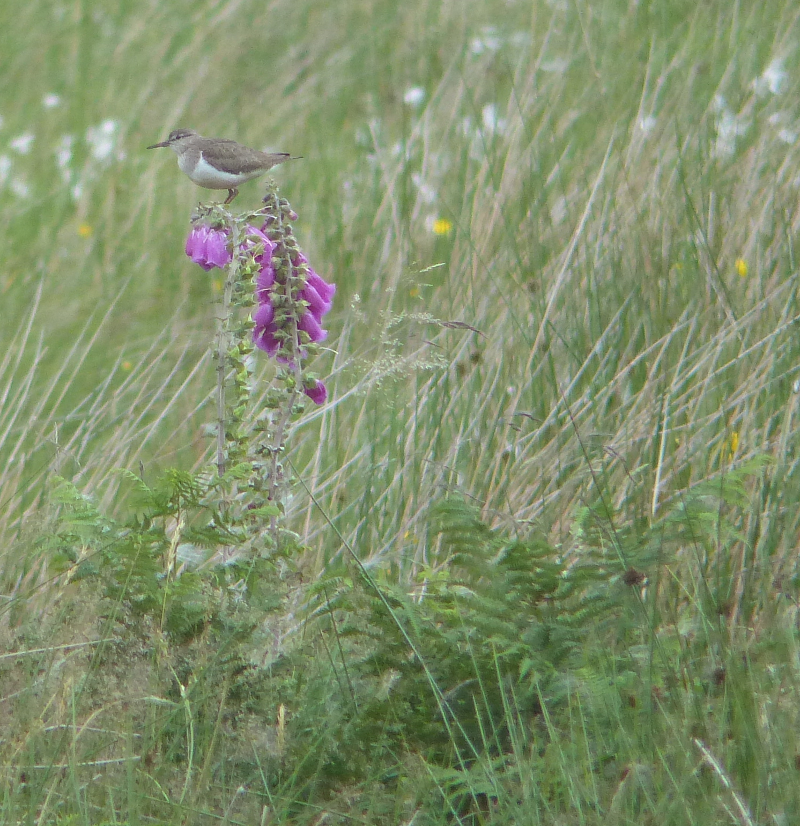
224;187;239;205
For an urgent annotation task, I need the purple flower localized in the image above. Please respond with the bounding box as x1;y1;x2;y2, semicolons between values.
291;254;336;308
254;266;335;347
253;301;275;329
244;224;271;246
253;302;279;357
252;245;335;398
305;271;336;306
244;225;276;263
254;331;280;358
300;273;336;320
304;379;327;405
256;262;276;302
298;310;327;343
185;225;231;271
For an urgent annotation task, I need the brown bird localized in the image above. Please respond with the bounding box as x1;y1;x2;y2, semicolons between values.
147;128;291;203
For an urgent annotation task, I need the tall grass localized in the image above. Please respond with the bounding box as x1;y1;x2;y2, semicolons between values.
3;0;800;822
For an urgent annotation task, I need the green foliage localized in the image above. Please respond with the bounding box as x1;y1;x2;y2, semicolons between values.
296;463;776;815
17;450;797;823
288;497;619;784
41;471;283;640
4;0;800;820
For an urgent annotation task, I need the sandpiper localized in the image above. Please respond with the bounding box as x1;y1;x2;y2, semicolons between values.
147;128;291;204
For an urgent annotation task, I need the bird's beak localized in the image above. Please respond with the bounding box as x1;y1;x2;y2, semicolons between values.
147;140;170;149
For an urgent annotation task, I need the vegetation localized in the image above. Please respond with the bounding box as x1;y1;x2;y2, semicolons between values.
2;0;800;823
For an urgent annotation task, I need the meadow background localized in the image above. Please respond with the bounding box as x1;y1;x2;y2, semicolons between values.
2;0;800;823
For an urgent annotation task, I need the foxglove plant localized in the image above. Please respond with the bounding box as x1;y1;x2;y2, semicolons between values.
185;186;334;551
185;225;232;271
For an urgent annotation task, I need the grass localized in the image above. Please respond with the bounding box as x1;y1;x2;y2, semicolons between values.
3;0;800;822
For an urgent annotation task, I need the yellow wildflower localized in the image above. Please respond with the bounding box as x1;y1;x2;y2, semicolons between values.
77;223;93;238
432;218;452;236
727;431;739;459
735;258;748;278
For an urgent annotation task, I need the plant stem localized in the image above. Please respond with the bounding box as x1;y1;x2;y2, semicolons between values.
266;214;301;547
216;256;235;479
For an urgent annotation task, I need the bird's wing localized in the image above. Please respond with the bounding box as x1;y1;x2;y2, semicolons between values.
201;139;290;174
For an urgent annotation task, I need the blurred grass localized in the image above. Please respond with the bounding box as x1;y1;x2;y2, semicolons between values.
4;0;800;821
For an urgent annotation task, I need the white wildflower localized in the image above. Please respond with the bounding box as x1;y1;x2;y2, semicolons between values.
10;133;34;154
403;87;426;107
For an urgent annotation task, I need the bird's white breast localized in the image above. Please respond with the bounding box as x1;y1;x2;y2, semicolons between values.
179;152;262;189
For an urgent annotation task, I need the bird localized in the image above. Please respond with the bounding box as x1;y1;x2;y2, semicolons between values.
147;128;291;204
